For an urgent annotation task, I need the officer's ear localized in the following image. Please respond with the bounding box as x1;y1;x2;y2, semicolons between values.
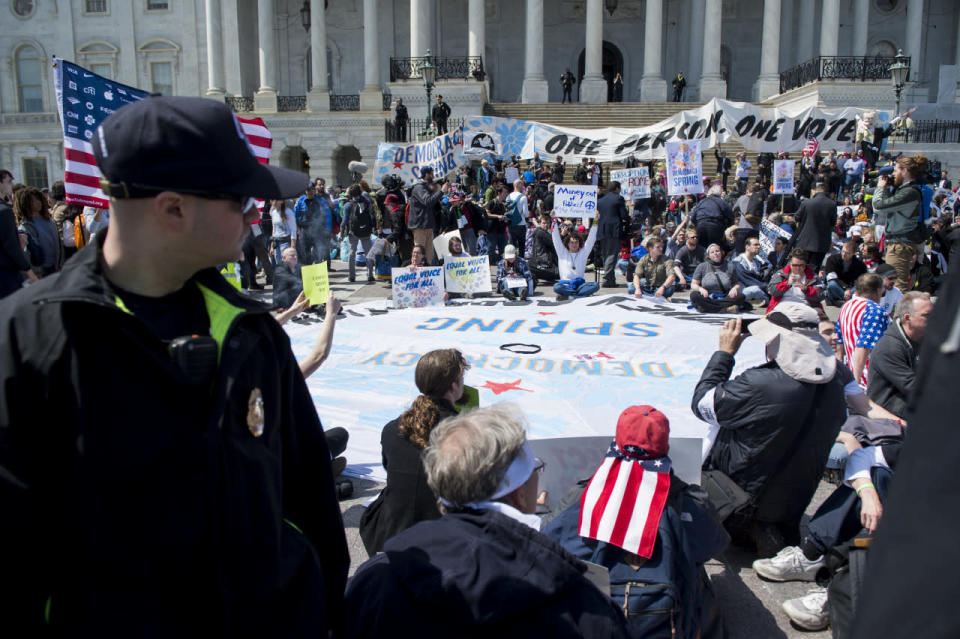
151;191;188;231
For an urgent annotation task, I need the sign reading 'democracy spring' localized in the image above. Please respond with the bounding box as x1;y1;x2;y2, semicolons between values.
554;184;598;219
373;127;465;184
283;295;765;482
391;266;445;308
610;167;651;200
773;160;795;194
445;255;493;293
665;140;704;196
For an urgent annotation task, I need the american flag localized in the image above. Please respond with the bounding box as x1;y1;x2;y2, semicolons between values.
837;296;889;385
578;443;671;559
802;132;819;158
52;58;273;210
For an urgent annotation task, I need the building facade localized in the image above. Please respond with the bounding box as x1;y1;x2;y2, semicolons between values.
2;0;957;187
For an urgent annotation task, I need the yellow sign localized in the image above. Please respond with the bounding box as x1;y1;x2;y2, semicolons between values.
301;262;330;305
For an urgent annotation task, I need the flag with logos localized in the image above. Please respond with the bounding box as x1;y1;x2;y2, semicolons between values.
52;58;273;210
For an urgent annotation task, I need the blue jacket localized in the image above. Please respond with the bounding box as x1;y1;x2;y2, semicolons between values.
294;194;333;232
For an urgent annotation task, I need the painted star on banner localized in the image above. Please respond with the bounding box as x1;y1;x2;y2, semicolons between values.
480;379;534;395
536;312;556;316
393;162;403;169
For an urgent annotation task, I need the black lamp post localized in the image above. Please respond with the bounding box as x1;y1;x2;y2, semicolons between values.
421;49;436;135
605;0;618;16
300;0;310;31
888;49;910;119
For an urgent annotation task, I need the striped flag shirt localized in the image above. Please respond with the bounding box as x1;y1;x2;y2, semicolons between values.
837;295;889;385
578;443;671;559
52;58;273;210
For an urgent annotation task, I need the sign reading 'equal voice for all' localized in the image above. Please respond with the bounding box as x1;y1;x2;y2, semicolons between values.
445;255;493;293
554;184;598;219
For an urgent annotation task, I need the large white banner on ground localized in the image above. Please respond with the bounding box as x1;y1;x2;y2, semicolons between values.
464;98;886;164
374;127;465;184
285;295;765;484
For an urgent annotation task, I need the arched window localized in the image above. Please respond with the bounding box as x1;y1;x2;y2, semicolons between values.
137;39;181;95
15;44;44;112
78;40;120;80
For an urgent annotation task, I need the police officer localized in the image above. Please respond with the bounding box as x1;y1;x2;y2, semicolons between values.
0;96;348;635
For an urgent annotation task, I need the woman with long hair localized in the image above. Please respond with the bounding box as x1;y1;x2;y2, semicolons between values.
14;186;63;277
359;349;470;554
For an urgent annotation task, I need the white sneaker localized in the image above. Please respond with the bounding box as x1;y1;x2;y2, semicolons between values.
782;587;829;631
753;546;825;582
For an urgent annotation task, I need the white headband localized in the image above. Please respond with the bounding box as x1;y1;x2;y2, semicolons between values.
489;440;537;501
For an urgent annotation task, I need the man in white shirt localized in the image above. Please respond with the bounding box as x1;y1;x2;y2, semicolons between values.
876;263;903;317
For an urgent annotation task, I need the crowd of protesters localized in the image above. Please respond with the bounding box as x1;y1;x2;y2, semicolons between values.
0;111;955;638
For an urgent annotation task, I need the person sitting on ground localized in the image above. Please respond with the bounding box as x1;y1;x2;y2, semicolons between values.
528;214;559;284
767;235;790;271
732;235;770;304
689;244;749;313
358;349;469;555
867;291;932;420
821;239;867;306
551;217;599;300
496;244;534;301
444;235;469;261
401;243;427;268
767;248;823;312
692;305;861;556
875;263;903;317
907;250;935;294
752;432;903;632
272;246;303;310
543;406;729;639
629;236;677;300
674;228;706;289
838;272;888;386
346;404;630;639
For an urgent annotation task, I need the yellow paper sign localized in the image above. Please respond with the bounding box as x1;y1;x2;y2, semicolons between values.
301;262;330;305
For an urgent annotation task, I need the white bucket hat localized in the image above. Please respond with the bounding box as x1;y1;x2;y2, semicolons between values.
749;302;837;384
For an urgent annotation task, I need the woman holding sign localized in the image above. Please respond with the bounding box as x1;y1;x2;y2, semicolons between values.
551;218;599;300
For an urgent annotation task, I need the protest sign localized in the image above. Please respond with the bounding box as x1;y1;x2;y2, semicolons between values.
301;261;330;305
554;184;598;219
445;255;493;293
504;166;520;184
503;277;528;290
469;98;884;164
432;229;462;261
664;140;704;195
373;128;464;184
759;218;793;255
610;167;651;200
391;266;445;308
773;160;795;194
284;295;766;482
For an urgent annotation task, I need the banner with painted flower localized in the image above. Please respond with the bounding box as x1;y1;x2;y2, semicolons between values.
665;140;704;196
374;127;465;184
773;160;795;194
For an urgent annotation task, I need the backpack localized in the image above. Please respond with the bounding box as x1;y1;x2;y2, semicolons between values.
505;193;522;226
349;198;374;236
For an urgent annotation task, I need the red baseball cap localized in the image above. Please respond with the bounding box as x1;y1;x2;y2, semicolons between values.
615;405;670;460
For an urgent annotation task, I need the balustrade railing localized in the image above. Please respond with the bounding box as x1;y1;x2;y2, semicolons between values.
779;55;909;93
389;56;485;82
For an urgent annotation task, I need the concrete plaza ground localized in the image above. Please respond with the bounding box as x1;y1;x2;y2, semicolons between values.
252;257;842;638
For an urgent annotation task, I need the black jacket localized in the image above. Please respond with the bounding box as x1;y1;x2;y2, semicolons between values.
866;321;918;419
692;351;848;524
408;182;443;230
822;253;867;287
346;509;630;639
358;401;456;554
793;192;837;253
272;262;302;309
0;201;30;273
0;238;348;636
596;191;629;240
690;196;734;230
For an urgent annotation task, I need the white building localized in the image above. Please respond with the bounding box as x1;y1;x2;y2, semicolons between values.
2;0;957;187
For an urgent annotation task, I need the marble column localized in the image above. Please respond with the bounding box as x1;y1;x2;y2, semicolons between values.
580;0;607;103
204;0;225;98
819;0;839;57
521;0;548;102
752;0;781;101
359;0;382;110
852;0;869;57
468;0;485;59
906;0;923;85
639;0;666;102
307;0;329;112
796;0;814;63
699;0;726;99
254;0;278;112
410;0;431;58
687;0;705;102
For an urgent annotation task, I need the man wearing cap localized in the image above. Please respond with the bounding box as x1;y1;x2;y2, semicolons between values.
876;263;903;317
691;304;862;556
543;405;729;639
432;94;452;135
496;244;534;300
345;403;629;638
0;96;348;635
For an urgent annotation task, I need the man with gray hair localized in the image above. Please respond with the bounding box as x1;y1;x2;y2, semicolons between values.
690;184;734;250
345;404;629;639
